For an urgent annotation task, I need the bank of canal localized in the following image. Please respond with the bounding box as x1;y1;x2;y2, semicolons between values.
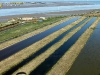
66;22;100;75
28;18;97;75
0;17;79;61
3;17;89;75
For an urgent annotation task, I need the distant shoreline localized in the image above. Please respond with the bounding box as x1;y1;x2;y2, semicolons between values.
0;2;94;22
0;9;96;22
1;2;91;9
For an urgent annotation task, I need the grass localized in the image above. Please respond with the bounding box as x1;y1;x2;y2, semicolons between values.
0;16;67;43
0;22;12;28
11;16;89;75
47;17;100;75
0;16;99;75
0;16;72;50
0;16;85;75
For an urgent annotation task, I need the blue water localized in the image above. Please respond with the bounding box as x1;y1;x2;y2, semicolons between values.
0;4;100;16
2;17;88;75
69;1;100;5
0;17;79;61
66;22;100;75
29;17;96;75
0;1;100;4
0;1;100;16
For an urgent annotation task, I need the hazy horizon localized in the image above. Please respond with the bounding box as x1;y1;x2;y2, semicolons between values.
0;0;100;2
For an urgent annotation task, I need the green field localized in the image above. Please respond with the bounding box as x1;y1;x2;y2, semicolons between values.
0;16;67;43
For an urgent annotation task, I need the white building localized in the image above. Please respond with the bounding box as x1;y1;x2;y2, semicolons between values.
40;17;46;20
21;17;33;21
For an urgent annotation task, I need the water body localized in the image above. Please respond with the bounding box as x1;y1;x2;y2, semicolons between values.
0;1;100;16
3;17;89;75
0;0;100;4
0;5;100;16
0;17;79;61
29;17;96;75
66;22;100;75
69;1;100;5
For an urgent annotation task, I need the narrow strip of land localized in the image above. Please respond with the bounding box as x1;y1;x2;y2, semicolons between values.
0;17;79;62
11;17;90;75
47;17;100;75
28;17;96;75
0;17;85;75
0;17;71;50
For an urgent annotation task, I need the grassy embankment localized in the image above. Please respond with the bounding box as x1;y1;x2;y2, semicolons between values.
80;10;100;17
0;16;67;43
0;16;72;50
11;16;91;75
8;16;88;72
0;22;14;28
12;17;91;75
0;16;85;75
47;17;100;75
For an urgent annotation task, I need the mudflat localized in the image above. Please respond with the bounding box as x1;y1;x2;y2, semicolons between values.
0;9;94;22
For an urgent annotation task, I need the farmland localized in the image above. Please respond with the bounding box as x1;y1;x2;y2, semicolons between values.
0;11;100;75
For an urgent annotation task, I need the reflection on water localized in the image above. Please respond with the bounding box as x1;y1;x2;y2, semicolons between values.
2;17;80;75
96;22;100;28
29;18;96;75
0;17;79;61
66;22;100;75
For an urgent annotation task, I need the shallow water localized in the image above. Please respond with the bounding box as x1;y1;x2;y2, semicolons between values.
66;22;100;75
2;17;89;75
0;17;79;61
0;5;100;16
29;17;96;75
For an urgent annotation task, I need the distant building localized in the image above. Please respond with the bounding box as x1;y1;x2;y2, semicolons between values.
21;17;33;21
40;17;46;20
